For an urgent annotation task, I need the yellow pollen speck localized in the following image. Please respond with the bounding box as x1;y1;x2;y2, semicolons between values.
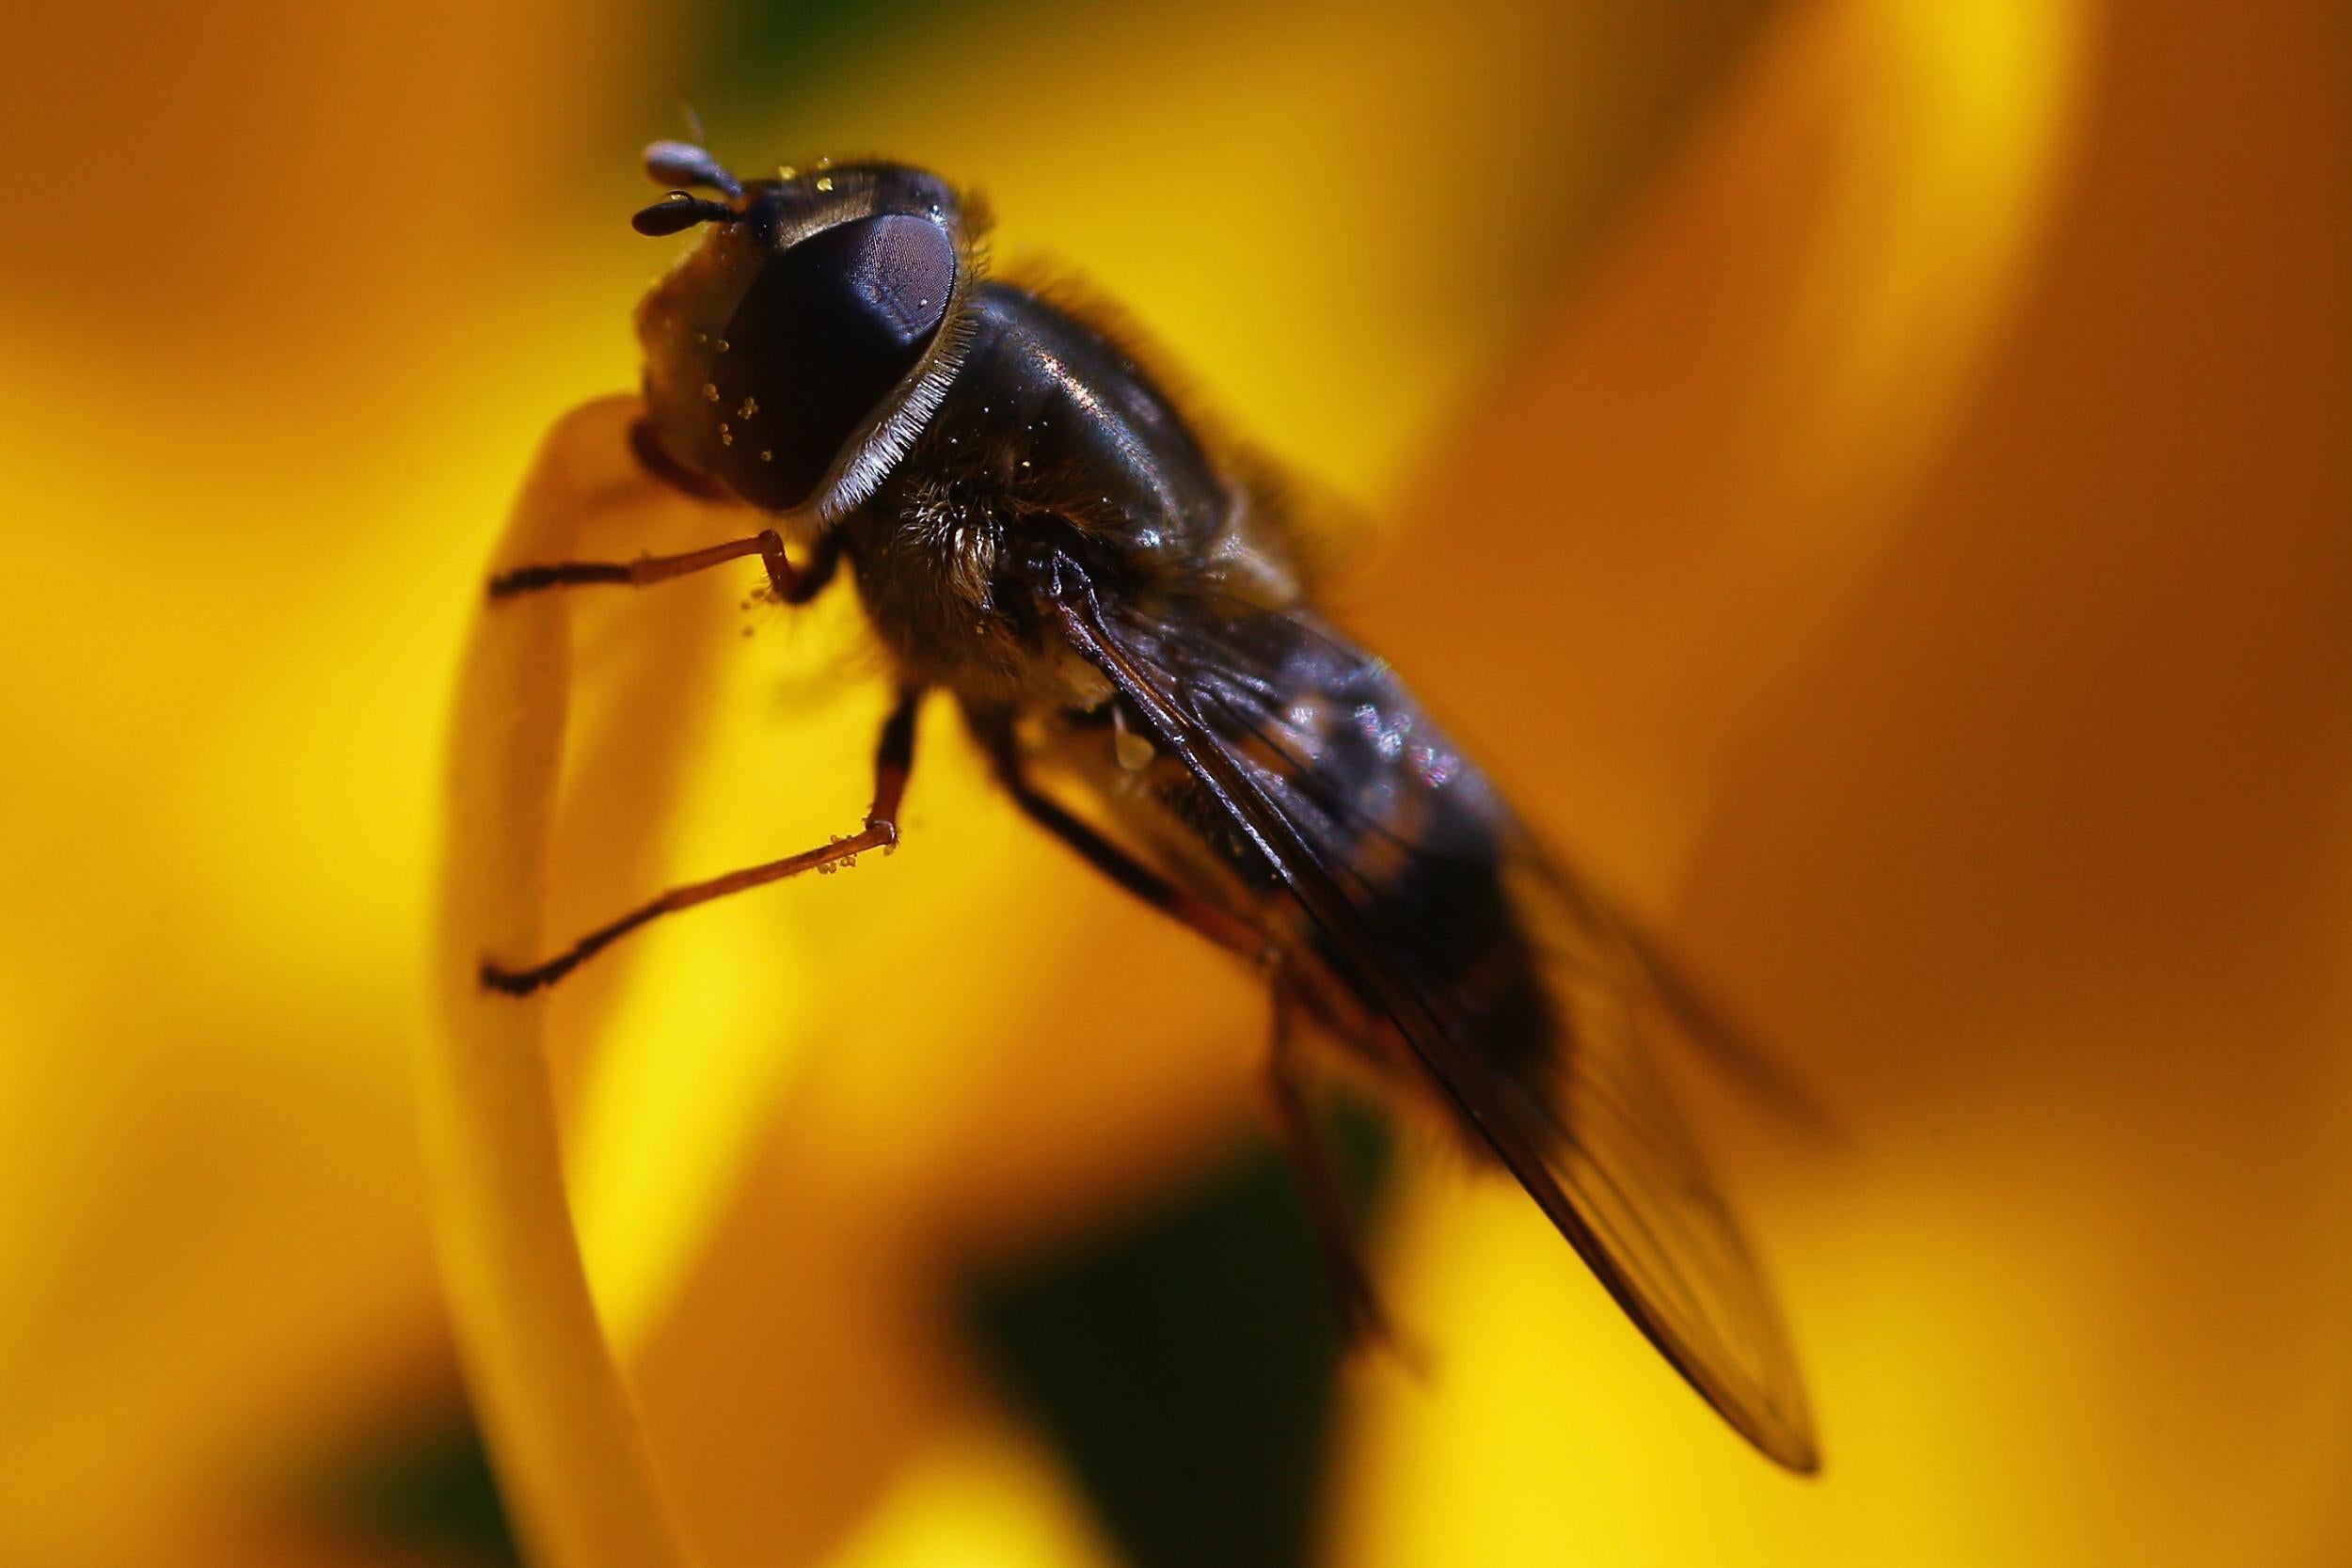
778;165;797;180
739;397;759;419
759;450;772;462
701;383;718;402
1112;706;1154;770
814;176;834;193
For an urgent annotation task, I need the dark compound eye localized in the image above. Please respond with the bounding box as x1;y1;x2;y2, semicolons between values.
709;213;958;510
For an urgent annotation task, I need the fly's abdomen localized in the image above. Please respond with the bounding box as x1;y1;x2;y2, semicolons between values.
1123;604;1564;1093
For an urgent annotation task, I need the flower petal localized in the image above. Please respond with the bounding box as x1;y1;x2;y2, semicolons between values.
424;394;691;1568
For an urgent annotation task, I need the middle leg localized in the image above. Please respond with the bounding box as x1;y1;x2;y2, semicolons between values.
481;684;922;995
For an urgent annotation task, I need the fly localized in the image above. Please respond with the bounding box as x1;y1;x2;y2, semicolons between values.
482;137;1820;1472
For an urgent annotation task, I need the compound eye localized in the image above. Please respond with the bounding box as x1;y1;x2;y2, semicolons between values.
711;213;958;510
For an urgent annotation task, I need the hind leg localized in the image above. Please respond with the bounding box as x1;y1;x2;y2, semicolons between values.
1257;979;1404;1355
977;714;1401;1352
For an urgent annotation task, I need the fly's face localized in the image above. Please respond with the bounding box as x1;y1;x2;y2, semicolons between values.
629;143;982;521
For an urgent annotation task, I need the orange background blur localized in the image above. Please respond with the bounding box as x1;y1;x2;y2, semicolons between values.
1;1;2346;1565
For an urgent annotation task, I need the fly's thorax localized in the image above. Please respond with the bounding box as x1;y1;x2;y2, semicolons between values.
839;471;1111;707
631;162;983;522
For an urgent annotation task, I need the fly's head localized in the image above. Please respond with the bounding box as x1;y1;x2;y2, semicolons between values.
629;141;983;522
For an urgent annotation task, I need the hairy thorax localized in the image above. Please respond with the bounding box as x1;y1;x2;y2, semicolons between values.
837;279;1304;708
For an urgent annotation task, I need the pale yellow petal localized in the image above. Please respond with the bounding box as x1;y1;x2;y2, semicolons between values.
424;394;692;1568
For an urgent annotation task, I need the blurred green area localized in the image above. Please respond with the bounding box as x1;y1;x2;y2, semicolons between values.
966;1111;1391;1568
333;1415;522;1566
697;0;938;102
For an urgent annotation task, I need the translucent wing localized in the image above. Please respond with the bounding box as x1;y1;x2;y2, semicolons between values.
1040;559;1819;1471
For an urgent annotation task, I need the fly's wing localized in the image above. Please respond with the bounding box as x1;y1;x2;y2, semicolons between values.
1497;856;1820;1473
1041;562;1819;1472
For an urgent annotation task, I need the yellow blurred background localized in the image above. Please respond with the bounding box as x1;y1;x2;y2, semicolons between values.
1;0;2345;1564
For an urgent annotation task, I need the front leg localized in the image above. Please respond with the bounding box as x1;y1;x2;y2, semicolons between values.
486;413;840;602
481;685;923;995
487;523;840;606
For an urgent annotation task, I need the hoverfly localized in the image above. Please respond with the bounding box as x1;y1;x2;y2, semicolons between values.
483;139;1820;1472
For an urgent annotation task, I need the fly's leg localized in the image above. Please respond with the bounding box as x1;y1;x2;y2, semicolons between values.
977;715;1403;1354
488;418;836;601
977;720;1266;962
1260;980;1407;1358
480;685;922;995
486;524;840;605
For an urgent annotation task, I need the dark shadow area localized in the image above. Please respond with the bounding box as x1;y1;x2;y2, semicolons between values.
324;1404;522;1566
966;1107;1389;1568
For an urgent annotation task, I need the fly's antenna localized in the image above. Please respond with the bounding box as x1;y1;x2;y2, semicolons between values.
631;189;739;236
634;134;745;235
643;138;743;200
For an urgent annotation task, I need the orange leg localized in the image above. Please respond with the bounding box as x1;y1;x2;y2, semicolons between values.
480;686;921;995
